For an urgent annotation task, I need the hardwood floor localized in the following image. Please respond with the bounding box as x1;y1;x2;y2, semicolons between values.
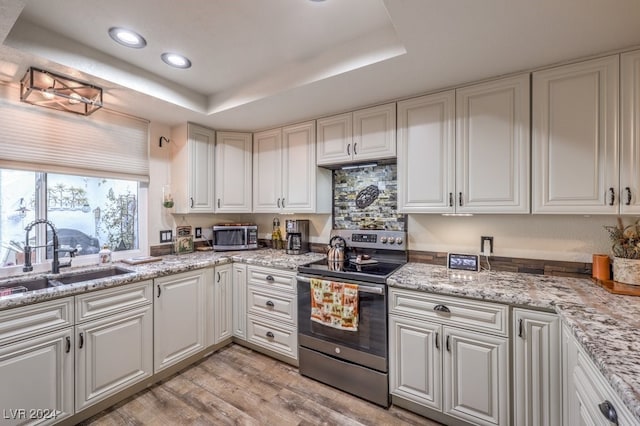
81;344;440;426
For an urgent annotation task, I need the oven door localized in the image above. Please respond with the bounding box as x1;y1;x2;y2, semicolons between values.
296;274;387;372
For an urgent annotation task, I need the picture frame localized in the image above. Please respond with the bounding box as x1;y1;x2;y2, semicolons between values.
175;225;194;254
159;230;172;243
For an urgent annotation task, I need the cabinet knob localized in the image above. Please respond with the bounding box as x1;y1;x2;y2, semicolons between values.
266;331;275;339
626;187;632;206
598;400;619;425
266;300;275;308
609;188;615;206
266;275;274;282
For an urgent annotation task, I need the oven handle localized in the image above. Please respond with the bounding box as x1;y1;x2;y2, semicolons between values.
296;275;385;295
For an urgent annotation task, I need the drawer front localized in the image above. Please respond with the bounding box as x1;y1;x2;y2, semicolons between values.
246;315;297;359
247;266;296;293
389;288;508;336
76;280;152;323
0;297;73;346
247;286;296;324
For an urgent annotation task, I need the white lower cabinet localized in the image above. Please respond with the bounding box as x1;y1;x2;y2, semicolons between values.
389;288;509;426
232;263;247;340
512;308;560;426
0;327;74;425
245;265;297;362
213;263;232;344
562;324;636;425
74;280;153;411
154;268;212;373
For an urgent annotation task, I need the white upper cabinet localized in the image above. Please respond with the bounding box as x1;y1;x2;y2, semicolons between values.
532;55;619;214
317;103;396;166
398;74;530;214
397;91;455;213
253;121;331;213
171;123;215;213
456;73;530;213
621;49;640;214
215;131;252;213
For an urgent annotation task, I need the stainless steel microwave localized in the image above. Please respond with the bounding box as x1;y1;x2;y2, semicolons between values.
212;224;258;251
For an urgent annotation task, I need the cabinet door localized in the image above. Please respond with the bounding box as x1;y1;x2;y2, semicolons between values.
214;264;233;344
232;263;247;340
282;121;316;213
253;128;282;212
316;112;353;166
187;124;215;213
154;268;210;373
353;103;397;162
0;328;73;425
621;50;640;215
397;91;455;213
389;316;442;411
75;305;152;411
456;73;530;213
513;309;561;426
215;132;252;213
533;55;619;214
443;327;509;426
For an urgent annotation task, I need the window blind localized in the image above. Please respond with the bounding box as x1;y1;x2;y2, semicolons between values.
0;82;149;182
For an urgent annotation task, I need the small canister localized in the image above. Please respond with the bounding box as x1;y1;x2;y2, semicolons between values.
592;254;610;281
99;244;112;264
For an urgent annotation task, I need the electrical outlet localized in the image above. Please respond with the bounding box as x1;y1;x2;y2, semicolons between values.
480;236;493;256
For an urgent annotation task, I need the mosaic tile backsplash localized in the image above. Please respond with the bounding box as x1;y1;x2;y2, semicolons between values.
333;164;405;230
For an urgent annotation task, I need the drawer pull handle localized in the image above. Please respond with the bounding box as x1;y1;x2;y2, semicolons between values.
277;198;281;208
266;331;275;339
79;332;84;349
282;198;285;208
435;332;439;350
190;197;194;208
458;192;463;207
217;272;221;283
353;143;358;155
598;400;619;425
157;285;161;298
449;192;453;207
518;318;524;338
266;275;274;282
266;300;275;308
446;335;451;352
65;336;71;353
347;143;351;156
626;187;632;206
433;304;450;313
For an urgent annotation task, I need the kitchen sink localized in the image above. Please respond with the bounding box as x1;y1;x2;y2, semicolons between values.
0;277;57;294
53;267;134;285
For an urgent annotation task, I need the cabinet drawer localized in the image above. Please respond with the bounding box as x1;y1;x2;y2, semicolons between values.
247;286;296;324
246;315;297;360
247;266;296;293
0;297;73;346
389;288;508;336
76;280;152;323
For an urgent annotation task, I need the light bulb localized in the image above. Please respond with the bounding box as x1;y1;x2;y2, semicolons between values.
68;93;82;104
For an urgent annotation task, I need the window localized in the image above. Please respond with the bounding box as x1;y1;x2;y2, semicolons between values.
1;169;140;269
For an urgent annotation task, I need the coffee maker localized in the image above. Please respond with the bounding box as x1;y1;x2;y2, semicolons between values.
285;219;310;255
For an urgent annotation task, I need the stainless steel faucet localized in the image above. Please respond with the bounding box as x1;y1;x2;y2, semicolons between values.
23;219;77;274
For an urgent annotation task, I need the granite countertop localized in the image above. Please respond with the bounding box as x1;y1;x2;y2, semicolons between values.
0;249;325;311
388;262;640;422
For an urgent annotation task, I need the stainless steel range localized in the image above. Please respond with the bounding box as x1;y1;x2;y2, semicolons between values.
296;229;407;407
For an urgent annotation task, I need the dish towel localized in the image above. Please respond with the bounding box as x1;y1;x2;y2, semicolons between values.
310;278;359;331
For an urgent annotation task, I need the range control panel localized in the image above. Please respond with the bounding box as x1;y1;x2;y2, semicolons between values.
330;229;406;251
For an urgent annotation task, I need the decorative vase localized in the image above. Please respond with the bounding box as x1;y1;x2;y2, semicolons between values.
612;257;640;286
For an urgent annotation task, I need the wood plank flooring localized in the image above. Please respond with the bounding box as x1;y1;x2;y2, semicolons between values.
81;344;440;426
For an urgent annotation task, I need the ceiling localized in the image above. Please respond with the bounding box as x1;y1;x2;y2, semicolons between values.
1;0;640;132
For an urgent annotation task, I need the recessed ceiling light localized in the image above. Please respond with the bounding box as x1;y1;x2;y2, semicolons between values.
161;52;192;69
108;27;147;49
